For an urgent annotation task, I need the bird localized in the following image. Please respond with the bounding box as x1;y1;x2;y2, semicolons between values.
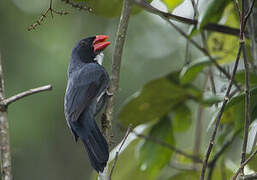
64;35;111;173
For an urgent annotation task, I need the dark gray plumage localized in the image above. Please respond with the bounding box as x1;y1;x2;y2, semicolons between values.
64;36;110;172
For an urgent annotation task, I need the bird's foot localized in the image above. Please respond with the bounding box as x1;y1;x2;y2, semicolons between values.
106;90;113;97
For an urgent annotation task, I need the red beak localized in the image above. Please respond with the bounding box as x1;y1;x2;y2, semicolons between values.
93;35;111;53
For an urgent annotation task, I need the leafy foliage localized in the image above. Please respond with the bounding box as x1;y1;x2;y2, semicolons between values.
198;0;231;30
235;70;257;86
247;119;257;154
76;0;152;17
168;166;233;179
172;104;192;132
220;87;257;128
207;3;240;64
189;0;232;37
180;56;213;84
118;72;202;126
161;0;184;12
137;116;175;177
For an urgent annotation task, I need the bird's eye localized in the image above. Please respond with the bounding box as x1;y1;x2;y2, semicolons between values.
80;41;87;46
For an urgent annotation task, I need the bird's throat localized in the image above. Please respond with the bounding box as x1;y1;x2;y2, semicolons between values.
94;52;104;65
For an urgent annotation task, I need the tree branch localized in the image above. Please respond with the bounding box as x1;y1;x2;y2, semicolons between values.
132;0;247;38
61;0;92;12
102;0;132;144
200;43;243;180
100;0;132;179
27;0;69;31
232;148;257;180
0;53;12;180
133;0;241;91
109;126;132;180
0;85;52;107
246;0;257;72
240;172;257;180
241;34;250;174
207;130;240;180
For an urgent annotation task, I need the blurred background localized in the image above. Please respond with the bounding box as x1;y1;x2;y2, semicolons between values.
0;0;205;179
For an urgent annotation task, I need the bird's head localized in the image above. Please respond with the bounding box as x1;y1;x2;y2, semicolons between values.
71;35;111;64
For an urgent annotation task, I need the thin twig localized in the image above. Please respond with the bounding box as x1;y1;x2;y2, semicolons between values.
200;43;243;180
0;85;52;106
0;53;12;180
133;131;202;163
233;0;253;175
193;71;208;158
109;126;132;180
132;0;248;38
241;37;250;174
244;0;256;27
132;0;241;91
235;0;242;18
240;172;257;180
61;0;92;12
165;20;241;91
207;130;240;180
246;0;257;71
27;0;69;31
232;148;257;180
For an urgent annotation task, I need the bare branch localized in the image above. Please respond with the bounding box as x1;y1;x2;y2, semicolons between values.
207;130;240;180
232;148;257;180
0;53;13;180
102;0;132;144
109;126;132;180
100;0;132;179
240;172;257;180
133;0;241;91
133;131;202;163
200;43;243;180
246;0;257;70
244;0;256;26
27;0;69;31
61;0;92;12
0;85;52;106
241;40;251;174
132;0;247;38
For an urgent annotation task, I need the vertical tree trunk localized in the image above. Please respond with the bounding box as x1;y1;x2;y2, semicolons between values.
0;53;13;180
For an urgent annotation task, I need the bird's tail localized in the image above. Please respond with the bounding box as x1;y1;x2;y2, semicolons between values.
81;117;109;173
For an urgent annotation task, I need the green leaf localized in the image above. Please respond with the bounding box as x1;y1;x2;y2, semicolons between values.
220;87;257;128
168;171;200;180
168;167;233;179
189;0;232;37
207;4;241;64
161;0;184;12
248;153;257;171
137;116;175;177
247;119;257;154
172;104;192;132
198;0;231;30
76;0;152;17
235;70;257;86
179;56;213;84
118;72;202;126
91;139;156;180
201;95;223;106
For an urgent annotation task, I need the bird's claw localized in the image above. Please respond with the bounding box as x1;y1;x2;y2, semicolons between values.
106;90;113;97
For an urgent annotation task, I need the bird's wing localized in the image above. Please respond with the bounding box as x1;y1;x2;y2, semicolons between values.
65;63;109;122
